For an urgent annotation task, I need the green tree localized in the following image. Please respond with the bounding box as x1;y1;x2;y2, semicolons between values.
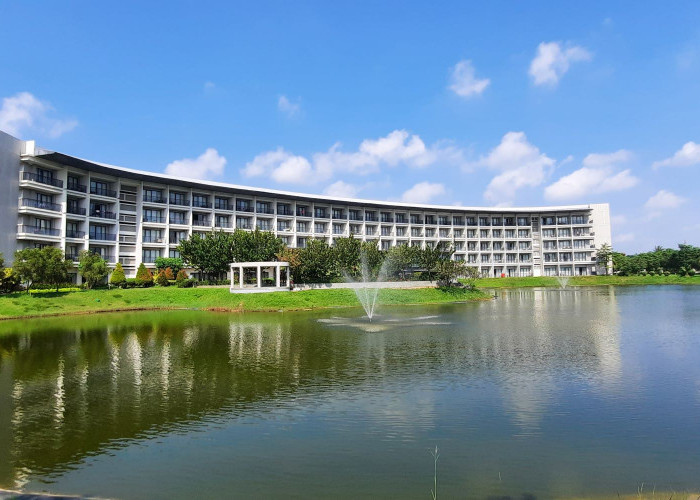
79;251;108;289
359;241;385;280
232;229;284;262
384;244;419;280
109;262;127;287
13;247;73;291
135;263;154;287
596;243;613;275
178;231;234;279
297;239;338;283
333;236;362;278
155;270;170;286
419;244;453;282
154;257;184;276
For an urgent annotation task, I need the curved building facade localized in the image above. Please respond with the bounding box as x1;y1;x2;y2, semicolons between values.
0;131;611;279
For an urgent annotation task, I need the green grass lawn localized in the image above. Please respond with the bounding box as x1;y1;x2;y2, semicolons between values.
0;286;490;320
474;274;700;289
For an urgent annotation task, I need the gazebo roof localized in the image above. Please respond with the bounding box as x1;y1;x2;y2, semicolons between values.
230;261;289;267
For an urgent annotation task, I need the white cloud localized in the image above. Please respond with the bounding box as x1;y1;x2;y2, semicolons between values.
529;42;592;86
323;180;359;198
204;81;216;91
470;132;555;203
610;214;627;226
278;95;301;117
448;60;490;98
0;91;77;138
644;189;686;213
615;232;635;243
652;141;700;169
165;148;227;180
241;147;312;184
544;150;639;201
401;182;446;204
243;129;468;185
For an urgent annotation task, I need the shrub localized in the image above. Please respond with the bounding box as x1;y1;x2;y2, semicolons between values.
177;278;196;288
135;263;154;287
164;267;175;280
154;257;184;276
110;263;127;288
689;269;696;277
79;251;108;289
1;267;20;293
175;269;188;281
155;270;169;287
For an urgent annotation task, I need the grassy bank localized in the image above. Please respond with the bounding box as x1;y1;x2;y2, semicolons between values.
0;286;490;320
474;274;700;289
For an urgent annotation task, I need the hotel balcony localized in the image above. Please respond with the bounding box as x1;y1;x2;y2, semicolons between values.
67;180;87;193
170;197;191;207
17;224;61;238
20;171;64;191
91;210;117;220
19;198;62;214
65;229;86;239
192;200;212;209
90;186;117;198
143;194;167;204
67;206;87;216
142;236;165;244
89;232;117;242
142;215;166;224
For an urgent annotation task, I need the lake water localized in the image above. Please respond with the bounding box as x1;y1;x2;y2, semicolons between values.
0;286;699;499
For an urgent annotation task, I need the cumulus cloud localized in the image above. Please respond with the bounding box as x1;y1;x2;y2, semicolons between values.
243;129;468;185
469;132;555;203
652;141;700;169
544;150;639;201
529;42;592;86
323;180;359;198
644;190;686;214
278;95;301;117
241;148;312;184
0;91;77;138
448;60;490;98
165;148;227;180
401;182;446;204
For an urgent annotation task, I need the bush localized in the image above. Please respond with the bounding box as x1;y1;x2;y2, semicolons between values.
110;263;127;288
135;263;154;287
177;278;196;288
689;269;696;277
175;269;188;281
154;257;184;276
164;267;175;280
155;270;170;287
1;267;20;293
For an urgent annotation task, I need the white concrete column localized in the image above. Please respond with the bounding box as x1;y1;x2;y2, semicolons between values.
239;266;243;287
276;265;281;288
256;266;261;288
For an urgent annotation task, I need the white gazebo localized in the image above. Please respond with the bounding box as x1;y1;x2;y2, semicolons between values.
229;261;291;293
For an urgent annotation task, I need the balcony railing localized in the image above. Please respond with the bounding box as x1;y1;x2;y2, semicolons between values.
332;212;345;220
67;206;87;215
67;181;87;192
277;207;293;216
215;221;232;228
192;200;212;209
21;171;63;188
236;223;252;230
90;186;117;197
143;215;166;223
170;198;190;206
66;253;80;261
169;217;188;225
90;211;117;220
193;219;210;227
66;230;86;239
89;232;117;241
314;211;328;219
143;195;166;203
348;215;362;221
296;209;310;217
257;224;273;231
119;257;136;266
142;236;164;243
215;203;232;211
365;215;378;222
90;253;114;262
21;198;61;211
18;225;60;236
257;206;275;214
236;204;253;213
119;192;138;203
119;234;137;243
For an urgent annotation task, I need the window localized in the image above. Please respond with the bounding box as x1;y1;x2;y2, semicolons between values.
542;229;556;237
558;228;571;237
215;197;231;210
237;199;253;212
143;229;163;243
479;217;489;225
314;207;327;218
519;254;531;262
333;223;345;234
314;223;327;233
481;254;490;263
411;228;422;237
453;217;464;226
467;229;477;238
439;229;449;238
277;203;292;216
505;229;516;238
573;240;588;249
170;212;187;225
467;242;476;251
425;215;435;225
381;241;391;250
381;212;393;223
349;210;362;221
143;189;164;203
193;195;210;208
559;240;572;249
236;217;251;229
506;242;516;250
297;222;309;232
215;215;230;228
557;216;570;225
517;217;529;226
574;252;588;261
491;217;502;225
544;253;558;262
366;226;376;235
170;231;187;244
438;216;449;225
467;217;477;226
544;266;557;276
543;240;557;250
542;216;555;225
257;201;273;214
410;214;422;224
142;249;160;263
572;215;585;224
169;250;181;259
518;229;529;238
453;229;463;238
493;242;503;251
480;229;489;238
365;211;377;222
492;229;502;238
278;220;291;231
480;242;490;251
170;191;188;205
504;217;515;226
396;227;406;236
257;219;272;231
520;267;532;277
396;213;407;223
332;209;344;219
519;241;531;250
143;209;163;223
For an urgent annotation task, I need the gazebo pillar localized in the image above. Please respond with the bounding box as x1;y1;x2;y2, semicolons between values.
276;264;281;288
256;266;261;288
239;265;243;287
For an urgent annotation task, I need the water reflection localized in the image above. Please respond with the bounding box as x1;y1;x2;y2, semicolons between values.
0;286;698;498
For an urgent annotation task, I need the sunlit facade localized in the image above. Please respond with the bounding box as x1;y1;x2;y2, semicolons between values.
0;131;612;279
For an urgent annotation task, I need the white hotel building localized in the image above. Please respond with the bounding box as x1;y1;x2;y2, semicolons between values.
0;131;611;280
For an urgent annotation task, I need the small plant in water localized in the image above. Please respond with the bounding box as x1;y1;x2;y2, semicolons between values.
430;445;439;500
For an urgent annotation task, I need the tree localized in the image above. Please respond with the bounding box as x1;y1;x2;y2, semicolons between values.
359;241;385;280
13;247;73;291
155;270;170;286
175;269;189;282
435;259;473;287
154;257;184;276
420;244;453;282
384;244;419;280
79;251;108;289
333;236;362;278
135;263;154;287
276;247;301;282
163;267;175;280
232;229;284;262
596;243;613;275
109;262;127;287
296;239;338;283
178;231;235;279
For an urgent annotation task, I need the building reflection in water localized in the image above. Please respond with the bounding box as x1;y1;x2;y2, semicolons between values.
0;288;622;490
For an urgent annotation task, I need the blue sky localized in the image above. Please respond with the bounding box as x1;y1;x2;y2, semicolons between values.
1;1;699;253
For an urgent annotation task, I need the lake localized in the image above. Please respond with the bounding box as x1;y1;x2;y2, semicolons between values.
0;286;699;498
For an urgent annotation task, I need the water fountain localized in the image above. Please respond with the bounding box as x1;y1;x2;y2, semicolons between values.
344;253;389;321
556;276;570;288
